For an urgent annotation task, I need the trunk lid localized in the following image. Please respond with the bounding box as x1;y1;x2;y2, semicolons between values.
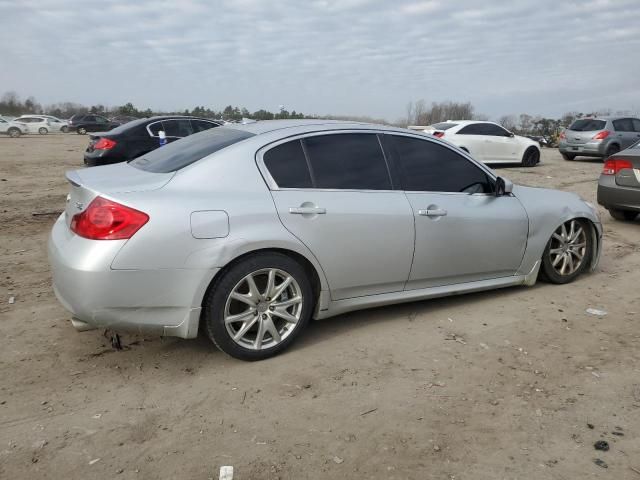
63;163;174;227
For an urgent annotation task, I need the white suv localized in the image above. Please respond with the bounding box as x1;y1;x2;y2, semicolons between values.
427;120;541;167
0;116;28;138
15;115;56;134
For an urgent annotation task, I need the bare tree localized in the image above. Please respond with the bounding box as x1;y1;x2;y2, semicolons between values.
498;114;517;132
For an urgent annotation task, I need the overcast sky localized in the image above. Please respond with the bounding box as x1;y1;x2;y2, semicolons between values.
1;0;639;121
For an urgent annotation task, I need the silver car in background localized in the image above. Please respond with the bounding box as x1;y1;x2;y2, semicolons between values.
559;116;640;161
49;120;602;360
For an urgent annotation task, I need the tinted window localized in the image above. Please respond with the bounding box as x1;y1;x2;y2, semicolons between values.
191;119;218;133
164;119;193;137
432;122;458;131
263;140;312;188
569;119;606;131
613;118;633;132
304;134;391;190
96;116;109;123
457;123;484;135
390;135;493;194
0;118;6;124
130;127;255;173
147;121;165;136
483;124;510;136
633;119;640;133
84;115;96;122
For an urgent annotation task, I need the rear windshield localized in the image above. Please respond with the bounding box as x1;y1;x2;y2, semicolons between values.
569;119;606;131
130;127;254;173
432;122;458;131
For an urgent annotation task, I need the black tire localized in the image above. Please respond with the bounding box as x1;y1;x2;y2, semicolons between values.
540;218;593;284
605;144;620;158
203;252;314;360
61;126;69;133
7;127;21;138
609;209;638;221
561;152;575;161
38;127;48;135
77;127;87;135
522;147;539;167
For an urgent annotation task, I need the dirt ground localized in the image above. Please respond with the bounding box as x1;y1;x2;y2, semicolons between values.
1;133;639;480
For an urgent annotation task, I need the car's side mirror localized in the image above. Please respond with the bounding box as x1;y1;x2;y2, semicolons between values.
507;132;515;137
495;177;513;197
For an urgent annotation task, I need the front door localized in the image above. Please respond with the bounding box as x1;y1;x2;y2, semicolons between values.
260;132;415;300
385;133;529;289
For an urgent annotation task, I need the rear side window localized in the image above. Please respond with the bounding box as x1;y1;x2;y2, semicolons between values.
191;120;218;133
263;140;312;188
303;133;391;190
432;122;458;130
148;121;165;137
632;119;640;133
613;118;634;132
164;119;193;137
130;127;255;173
389;135;494;194
569;119;606;131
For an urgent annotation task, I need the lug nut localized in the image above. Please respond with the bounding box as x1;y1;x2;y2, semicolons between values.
262;314;267;319
269;306;274;311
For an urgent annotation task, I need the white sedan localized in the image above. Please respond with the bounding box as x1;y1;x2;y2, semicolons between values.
428;121;541;167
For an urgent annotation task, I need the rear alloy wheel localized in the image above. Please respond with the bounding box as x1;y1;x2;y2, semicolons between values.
522;147;539;167
8;127;21;138
561;152;575;161
77;127;87;135
609;209;638;221
38;127;48;135
605;144;620;158
540;219;592;284
203;253;313;360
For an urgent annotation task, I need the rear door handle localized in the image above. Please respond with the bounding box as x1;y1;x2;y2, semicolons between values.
418;208;447;217
289;207;326;215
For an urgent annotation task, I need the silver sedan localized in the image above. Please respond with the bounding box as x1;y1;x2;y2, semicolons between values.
49;120;602;360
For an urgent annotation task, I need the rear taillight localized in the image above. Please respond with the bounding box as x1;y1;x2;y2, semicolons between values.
94;138;117;150
433;131;444;138
602;158;633;175
593;131;610;140
70;196;149;240
559;131;566;140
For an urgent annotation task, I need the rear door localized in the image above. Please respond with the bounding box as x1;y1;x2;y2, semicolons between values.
261;132;415;300
385;134;529;289
454;123;487;160
479;123;519;162
612;118;637;149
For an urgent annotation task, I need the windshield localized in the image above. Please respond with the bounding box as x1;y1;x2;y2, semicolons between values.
569;119;606;131
130;127;255;173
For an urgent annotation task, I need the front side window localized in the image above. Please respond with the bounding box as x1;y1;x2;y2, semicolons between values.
389;135;494;194
191;119;219;133
483;123;511;136
632;119;640;132
303;133;391;190
263;140;312;188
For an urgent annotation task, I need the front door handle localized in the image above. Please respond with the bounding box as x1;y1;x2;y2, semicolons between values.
418;208;447;217
289;207;326;215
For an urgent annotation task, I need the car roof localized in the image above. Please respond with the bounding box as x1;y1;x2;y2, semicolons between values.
228;119;423;136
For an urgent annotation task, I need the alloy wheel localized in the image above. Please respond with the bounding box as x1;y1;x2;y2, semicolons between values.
548;219;587;276
224;268;303;350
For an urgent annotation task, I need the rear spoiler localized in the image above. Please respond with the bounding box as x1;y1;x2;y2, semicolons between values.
65;170;82;187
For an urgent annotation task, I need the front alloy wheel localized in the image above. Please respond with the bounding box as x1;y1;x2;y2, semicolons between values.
540;219;592;284
204;252;313;360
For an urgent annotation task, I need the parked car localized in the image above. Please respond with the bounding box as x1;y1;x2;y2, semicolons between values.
109;115;139;125
83;116;222;167
49;120;602;360
68;114;120;134
0;116;28;137
559;116;640;161
17;115;69;133
597;140;640;221
427;120;541;166
13;116;52;134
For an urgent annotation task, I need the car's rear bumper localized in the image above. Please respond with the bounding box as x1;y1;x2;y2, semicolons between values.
48;214;218;339
83;150;126;167
597;175;640;212
559;141;606;157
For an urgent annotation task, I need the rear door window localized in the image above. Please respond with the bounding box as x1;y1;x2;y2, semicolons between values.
303;133;391;190
569;119;606;131
263;140;312;188
389;134;494;194
164;119;193;137
613;118;634;132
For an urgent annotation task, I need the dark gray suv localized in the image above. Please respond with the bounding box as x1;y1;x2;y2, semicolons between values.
559;116;640;161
